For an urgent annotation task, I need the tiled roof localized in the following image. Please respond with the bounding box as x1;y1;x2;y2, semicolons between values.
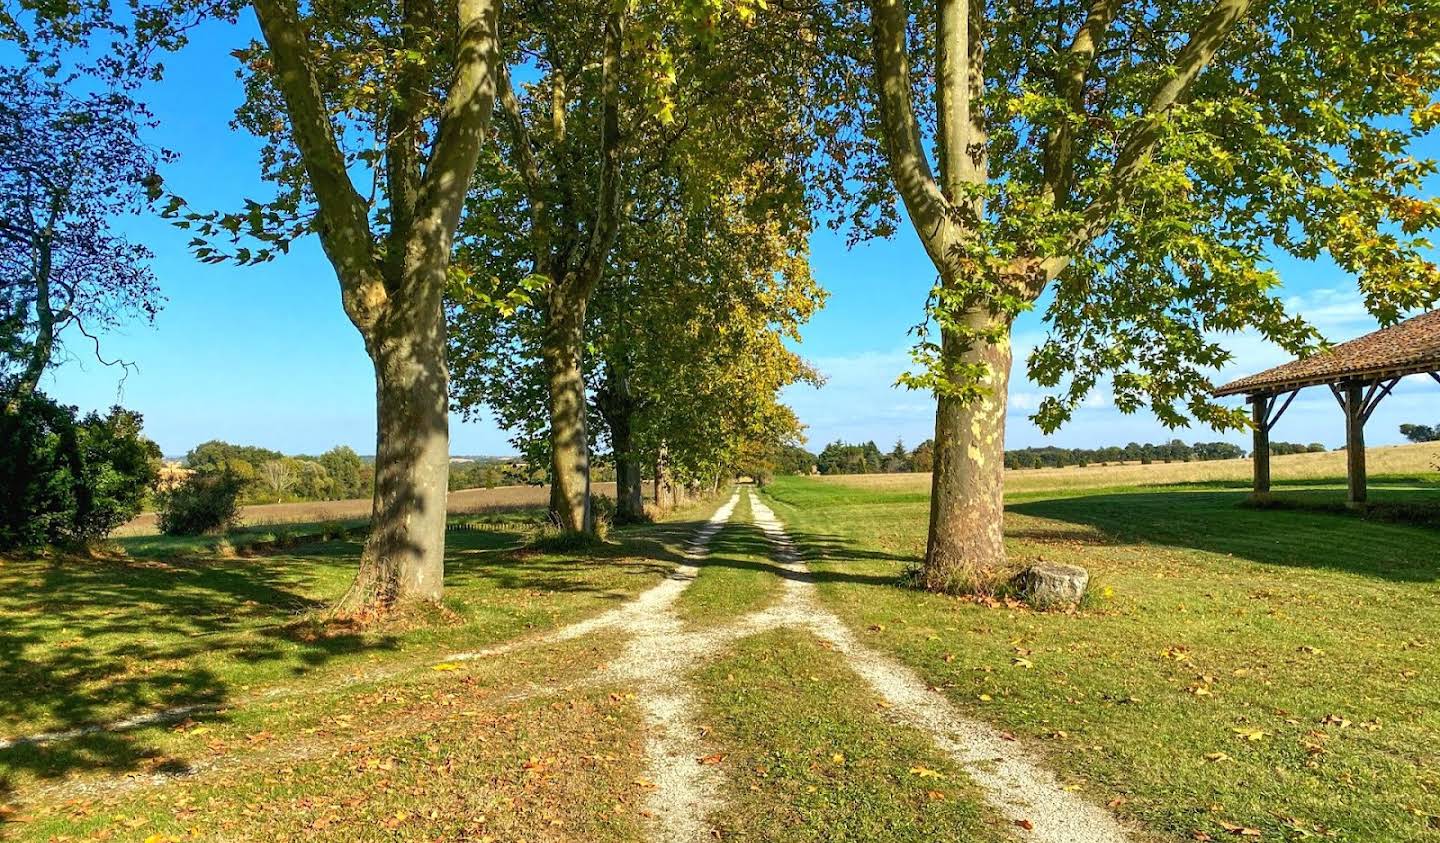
1214;309;1440;397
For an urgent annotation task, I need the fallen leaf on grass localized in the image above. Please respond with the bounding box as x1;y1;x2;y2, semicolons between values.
698;753;726;765
432;663;463;672
1231;728;1268;741
909;766;945;779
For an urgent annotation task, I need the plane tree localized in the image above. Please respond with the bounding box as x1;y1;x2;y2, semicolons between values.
820;0;1440;591
143;0;504;614
449;0;821;530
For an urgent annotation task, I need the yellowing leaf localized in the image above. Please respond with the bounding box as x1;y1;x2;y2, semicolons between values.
909;766;945;779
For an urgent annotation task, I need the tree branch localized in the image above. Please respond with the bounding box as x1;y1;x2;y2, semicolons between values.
868;0;955;271
1040;0;1122;206
1036;0;1254;286
382;0;432;283
576;8;624;293
252;0;389;333
407;0;502;284
498;62;552;278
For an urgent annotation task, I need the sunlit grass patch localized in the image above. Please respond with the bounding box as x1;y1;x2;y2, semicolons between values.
697;629;1010;842
674;492;787;626
761;475;1440;841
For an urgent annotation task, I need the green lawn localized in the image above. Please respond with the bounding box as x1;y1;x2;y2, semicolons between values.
700;629;1009;842
0;500;726;809
7;476;1440;841
761;475;1440;842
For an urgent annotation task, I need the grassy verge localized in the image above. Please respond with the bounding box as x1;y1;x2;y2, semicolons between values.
0;499;733;804
673;492;788;626
696;629;1009;842
761;476;1440;842
10;633;649;841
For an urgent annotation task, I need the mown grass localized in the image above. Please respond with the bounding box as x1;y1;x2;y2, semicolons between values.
761;475;1440;842
0;497;729;814
673;492;788;626
697;629;1009;841
11;633;650;842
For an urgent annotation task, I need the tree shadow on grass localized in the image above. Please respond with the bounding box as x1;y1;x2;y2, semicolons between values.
1010;488;1440;583
0;539;401;804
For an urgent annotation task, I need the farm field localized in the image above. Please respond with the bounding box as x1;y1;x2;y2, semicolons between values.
113;481;647;536
818;441;1440;495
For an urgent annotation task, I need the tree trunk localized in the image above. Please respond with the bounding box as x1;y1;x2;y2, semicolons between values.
14;245;56;401
335;307;450;613
921;309;1012;593
609;406;645;524
543;280;593;533
653;444;672;510
596;363;645;523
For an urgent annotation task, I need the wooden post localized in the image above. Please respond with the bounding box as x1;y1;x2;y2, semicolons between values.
1251;394;1271;500
1344;381;1367;507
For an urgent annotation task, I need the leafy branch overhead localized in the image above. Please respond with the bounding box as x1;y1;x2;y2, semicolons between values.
823;0;1440;432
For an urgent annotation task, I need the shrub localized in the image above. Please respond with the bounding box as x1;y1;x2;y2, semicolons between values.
0;392;160;550
157;471;244;535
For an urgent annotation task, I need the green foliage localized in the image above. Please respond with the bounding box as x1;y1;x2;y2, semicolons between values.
447;458;538;491
156;471;243;536
1400;423;1440;444
827;0;1440;431
816;440;887;475
770;445;819;476
0;391;160;550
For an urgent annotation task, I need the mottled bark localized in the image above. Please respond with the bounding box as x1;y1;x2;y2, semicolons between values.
544;282;592;533
921;310;1012;591
252;0;499;613
337;310;451;610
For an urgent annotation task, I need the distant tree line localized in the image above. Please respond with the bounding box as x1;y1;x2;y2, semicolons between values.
184;441;374;504
1401;424;1440;443
780;438;1329;476
446;459;548;491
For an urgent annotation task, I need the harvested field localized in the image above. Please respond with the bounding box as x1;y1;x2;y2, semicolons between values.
815;441;1439;494
116;481;650;536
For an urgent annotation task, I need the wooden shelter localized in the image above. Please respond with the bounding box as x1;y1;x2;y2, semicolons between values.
1214;309;1440;506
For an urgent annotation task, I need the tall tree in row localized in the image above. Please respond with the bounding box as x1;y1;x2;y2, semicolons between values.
839;0;1440;590
166;0;504;612
595;164;823;513
454;0;820;531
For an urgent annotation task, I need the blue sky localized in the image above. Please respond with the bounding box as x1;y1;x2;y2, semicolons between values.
42;15;1440;457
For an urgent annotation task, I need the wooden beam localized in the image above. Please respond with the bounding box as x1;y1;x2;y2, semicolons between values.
1251;394;1271;498
1344;381;1366;507
1361;378;1400;423
1265;389;1298;431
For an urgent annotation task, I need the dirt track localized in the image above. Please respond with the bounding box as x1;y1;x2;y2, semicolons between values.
117;482;644;536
